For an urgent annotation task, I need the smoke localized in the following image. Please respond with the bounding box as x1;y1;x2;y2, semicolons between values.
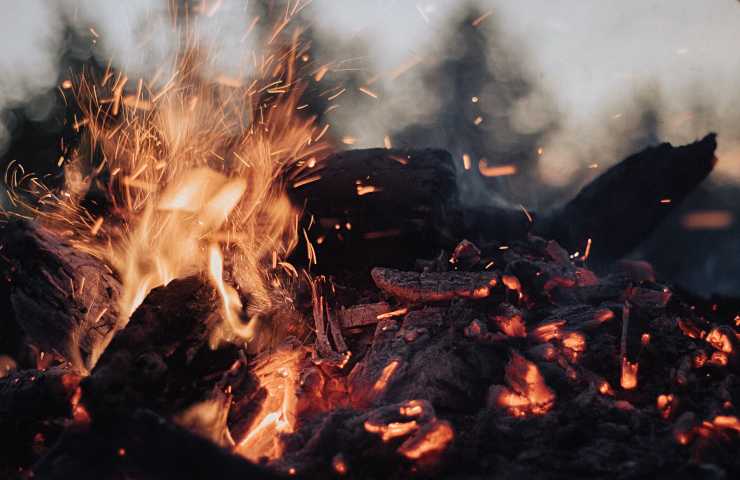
1;0;740;293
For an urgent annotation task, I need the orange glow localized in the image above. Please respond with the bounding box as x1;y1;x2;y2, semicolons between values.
235;348;304;462
562;331;586;352
397;420;454;460
372;360;400;394
620;357;639;390
641;333;651;346
530;320;565;343
462;153;472;170
598;381;615;396
332;454;348;475
376;308;409;320
681;210;734;230
357;184;382;196
712;415;740;432
693;350;708;368
478;161;517;177
656;394;675;419
708;351;729;367
501;275;521;292
494;313;527;338
493;352;555;416
706;327;734;353
364;420;419;442
399;400;427;418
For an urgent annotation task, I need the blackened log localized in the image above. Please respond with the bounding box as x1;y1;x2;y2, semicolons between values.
81;276;246;421
289;148;458;269
0;220;120;368
0;367;81;471
338;302;391;329
536;134;717;264
32;409;281;480
371;267;499;303
290;148;456;230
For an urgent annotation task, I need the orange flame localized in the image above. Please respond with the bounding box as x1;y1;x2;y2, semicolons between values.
235;348;304;462
7;6;331;370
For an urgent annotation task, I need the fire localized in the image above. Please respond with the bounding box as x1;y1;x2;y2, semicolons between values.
235;347;304;462
8;5;331;370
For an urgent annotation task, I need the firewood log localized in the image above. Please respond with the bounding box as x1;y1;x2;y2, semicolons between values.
81;276;253;421
536;133;717;264
291;135;716;270
0;220;121;368
32;409;280;480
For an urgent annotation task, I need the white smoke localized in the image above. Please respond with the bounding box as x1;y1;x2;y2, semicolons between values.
1;0;740;183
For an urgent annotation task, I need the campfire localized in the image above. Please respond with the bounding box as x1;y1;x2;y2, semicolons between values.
0;4;738;480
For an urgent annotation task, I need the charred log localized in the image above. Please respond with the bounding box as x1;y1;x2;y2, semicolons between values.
537;134;718;264
32;409;280;480
0;367;81;472
81;275;253;421
371;267;499;303
0;220;121;368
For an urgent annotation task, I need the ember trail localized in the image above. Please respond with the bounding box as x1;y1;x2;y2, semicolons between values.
0;2;738;479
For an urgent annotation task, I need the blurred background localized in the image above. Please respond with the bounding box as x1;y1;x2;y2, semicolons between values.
1;0;739;296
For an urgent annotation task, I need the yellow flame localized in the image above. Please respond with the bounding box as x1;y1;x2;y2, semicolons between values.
235;347;304;462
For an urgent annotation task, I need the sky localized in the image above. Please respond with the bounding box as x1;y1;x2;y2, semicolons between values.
1;0;740;183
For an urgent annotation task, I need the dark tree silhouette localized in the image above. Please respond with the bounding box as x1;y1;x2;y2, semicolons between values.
392;5;558;207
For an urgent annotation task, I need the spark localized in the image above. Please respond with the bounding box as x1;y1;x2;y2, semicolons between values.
358;87;378;99
471;10;494;27
479;161;517;177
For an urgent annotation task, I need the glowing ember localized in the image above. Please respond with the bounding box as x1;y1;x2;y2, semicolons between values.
235;348;303;462
332;454;348;475
562;331;586;353
397;420;454;460
706;326;734;353
656;394;676;419
364;419;419;442
372;360;400;395
620;357;639;390
491;351;555;417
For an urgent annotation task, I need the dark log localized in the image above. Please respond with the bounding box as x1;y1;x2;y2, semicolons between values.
371;267;499;303
32;409;281;480
0;367;81;471
0;220;121;368
289;148;460;270
536;134;717;264
290;148;456;231
294;135;716;271
338;302;391;329
81;275;249;421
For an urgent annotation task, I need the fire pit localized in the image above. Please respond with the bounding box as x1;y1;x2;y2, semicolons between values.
0;3;738;480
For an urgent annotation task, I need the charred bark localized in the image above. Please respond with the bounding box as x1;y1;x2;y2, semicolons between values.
0;220;121;367
32;409;280;480
0;367;81;472
536;134;717;264
81;276;253;421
